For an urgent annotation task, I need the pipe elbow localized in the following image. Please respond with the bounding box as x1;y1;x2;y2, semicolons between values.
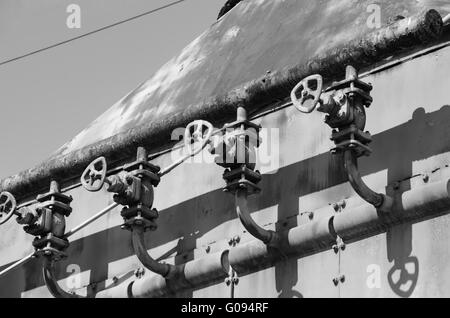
235;189;276;245
42;257;83;298
343;150;393;212
131;226;175;278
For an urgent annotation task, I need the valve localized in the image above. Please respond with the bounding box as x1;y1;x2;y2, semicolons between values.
290;74;323;113
80;157;107;192
208;107;262;194
15;181;72;260
78;120;214;278
0;191;18;225
210;107;277;245
291;66;392;212
6;181;72;260
292;65;373;157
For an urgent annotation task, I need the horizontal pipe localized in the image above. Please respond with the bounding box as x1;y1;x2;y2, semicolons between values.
0;10;444;203
96;250;229;298
333;179;450;240
232;179;450;274
229;213;337;274
95;178;450;297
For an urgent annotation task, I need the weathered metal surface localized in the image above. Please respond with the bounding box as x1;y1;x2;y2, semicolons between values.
1;1;450;298
0;1;448;202
93;174;450;298
96;250;229;298
1;43;449;297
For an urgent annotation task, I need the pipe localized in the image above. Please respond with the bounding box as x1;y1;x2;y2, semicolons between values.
333;179;450;240
64;202;119;239
0;252;35;279
0;9;444;203
96;178;450;297
96;250;229;298
1;203;118;293
131;225;174;278
343;150;393;212
444;14;450;25
42;257;83;298
235;188;275;244
229;213;337;274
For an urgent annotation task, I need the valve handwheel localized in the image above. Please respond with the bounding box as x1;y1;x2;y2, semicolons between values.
0;191;17;225
291;74;323;114
184;120;214;157
81;157;108;192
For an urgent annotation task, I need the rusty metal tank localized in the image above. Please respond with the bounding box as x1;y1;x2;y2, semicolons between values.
1;0;450;298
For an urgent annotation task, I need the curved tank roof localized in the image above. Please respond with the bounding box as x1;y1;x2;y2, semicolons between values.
55;0;450;156
1;0;449;201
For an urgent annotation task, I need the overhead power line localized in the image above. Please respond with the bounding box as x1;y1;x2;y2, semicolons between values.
0;0;188;67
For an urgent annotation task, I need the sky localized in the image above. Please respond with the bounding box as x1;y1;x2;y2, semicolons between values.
0;0;225;179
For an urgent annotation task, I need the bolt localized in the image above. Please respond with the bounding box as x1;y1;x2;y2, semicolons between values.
232;277;240;285
233;235;241;244
333;277;339;286
340;275;346;283
112;276;119;284
225;278;231;286
340;243;346;251
205;246;211;253
422;174;429;183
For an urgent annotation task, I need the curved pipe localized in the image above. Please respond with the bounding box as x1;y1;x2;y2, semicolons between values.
42;257;83;298
131;225;175;278
235;188;276;245
343;150;393;212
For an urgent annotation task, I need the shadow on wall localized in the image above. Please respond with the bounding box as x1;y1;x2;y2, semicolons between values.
0;106;449;298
